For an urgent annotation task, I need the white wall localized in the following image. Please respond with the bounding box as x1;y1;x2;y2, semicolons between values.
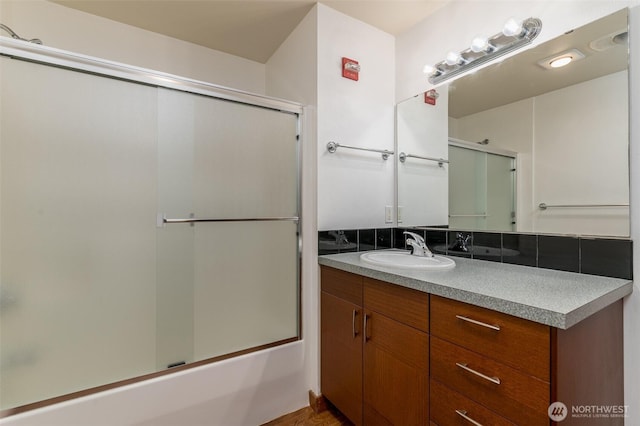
266;7;318;107
626;4;640;421
452;72;629;236
0;0;265;94
316;4;395;231
399;0;639;416
534;71;629;236
266;5;321;397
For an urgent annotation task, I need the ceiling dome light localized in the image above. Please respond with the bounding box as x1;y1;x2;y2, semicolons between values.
503;18;524;37
537;49;585;70
549;56;573;68
470;36;490;53
445;51;463;66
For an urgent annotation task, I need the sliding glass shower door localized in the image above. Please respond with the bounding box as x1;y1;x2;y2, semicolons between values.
156;89;300;369
448;145;515;231
0;53;300;411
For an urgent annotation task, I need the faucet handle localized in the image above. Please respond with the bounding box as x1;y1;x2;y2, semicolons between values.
403;231;425;245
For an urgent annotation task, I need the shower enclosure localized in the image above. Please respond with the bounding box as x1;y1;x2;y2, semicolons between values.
448;141;516;231
0;40;301;412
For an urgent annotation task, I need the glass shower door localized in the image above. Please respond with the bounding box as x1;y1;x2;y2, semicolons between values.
449;146;488;229
0;57;159;409
1;52;301;412
156;88;300;368
448;145;515;231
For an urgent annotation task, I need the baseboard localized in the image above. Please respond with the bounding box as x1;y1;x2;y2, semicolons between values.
308;389;328;414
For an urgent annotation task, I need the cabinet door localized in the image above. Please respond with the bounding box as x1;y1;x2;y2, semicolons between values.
321;291;363;425
363;310;429;425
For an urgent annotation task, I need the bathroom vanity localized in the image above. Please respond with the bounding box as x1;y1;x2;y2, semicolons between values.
318;252;632;425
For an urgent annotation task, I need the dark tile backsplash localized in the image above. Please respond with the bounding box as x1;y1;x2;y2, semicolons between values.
318;230;358;255
581;238;633;280
502;234;537;267
394;228;407;249
376;228;393;249
538;235;580;273
319;228;633;280
359;229;376;252
447;231;472;258
472;232;502;261
426;230;447;255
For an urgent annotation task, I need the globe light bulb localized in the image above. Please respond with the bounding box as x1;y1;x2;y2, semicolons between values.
470;36;490;53
422;64;436;75
445;51;462;66
503;18;523;37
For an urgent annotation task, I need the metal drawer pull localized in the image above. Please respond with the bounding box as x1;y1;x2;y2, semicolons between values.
455;410;484;426
455;315;501;331
456;362;501;385
352;309;359;337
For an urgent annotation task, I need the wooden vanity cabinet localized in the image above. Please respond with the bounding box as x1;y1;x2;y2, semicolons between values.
321;267;624;426
320;266;429;425
430;295;624;426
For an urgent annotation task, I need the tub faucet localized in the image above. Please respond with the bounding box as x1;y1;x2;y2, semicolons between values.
403;231;434;257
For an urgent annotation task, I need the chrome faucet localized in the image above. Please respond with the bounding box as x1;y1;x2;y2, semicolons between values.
403;231;434;257
328;230;349;246
451;232;471;252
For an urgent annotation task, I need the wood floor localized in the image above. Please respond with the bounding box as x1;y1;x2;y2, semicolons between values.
262;405;352;426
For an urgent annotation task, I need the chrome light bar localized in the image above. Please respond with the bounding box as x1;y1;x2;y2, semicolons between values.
426;17;542;85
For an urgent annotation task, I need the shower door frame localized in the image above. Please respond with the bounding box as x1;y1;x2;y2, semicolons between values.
0;37;304;416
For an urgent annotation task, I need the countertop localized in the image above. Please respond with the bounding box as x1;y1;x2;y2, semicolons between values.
318;250;633;329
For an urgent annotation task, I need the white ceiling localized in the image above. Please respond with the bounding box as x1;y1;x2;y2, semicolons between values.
51;0;450;63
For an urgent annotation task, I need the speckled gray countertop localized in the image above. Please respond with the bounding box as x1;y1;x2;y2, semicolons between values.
318;250;633;329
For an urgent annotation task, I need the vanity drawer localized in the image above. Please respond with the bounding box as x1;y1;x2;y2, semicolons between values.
430;295;550;380
321;266;363;306
431;337;549;425
364;277;429;332
430;379;516;426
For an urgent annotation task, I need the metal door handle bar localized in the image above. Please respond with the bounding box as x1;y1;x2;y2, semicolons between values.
399;152;448;167
352;310;359;338
455;410;484;426
539;203;629;210
455;315;501;331
456;362;501;385
327;141;394;160
364;314;371;341
159;214;299;226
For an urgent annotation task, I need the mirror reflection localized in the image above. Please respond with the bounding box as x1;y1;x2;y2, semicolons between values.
397;8;629;237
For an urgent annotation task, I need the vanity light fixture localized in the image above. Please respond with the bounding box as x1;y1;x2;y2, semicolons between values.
424;17;542;84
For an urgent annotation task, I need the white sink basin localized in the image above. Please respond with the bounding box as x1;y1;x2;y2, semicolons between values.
360;251;455;271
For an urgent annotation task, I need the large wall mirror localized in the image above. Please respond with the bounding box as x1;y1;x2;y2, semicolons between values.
397;8;629;237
